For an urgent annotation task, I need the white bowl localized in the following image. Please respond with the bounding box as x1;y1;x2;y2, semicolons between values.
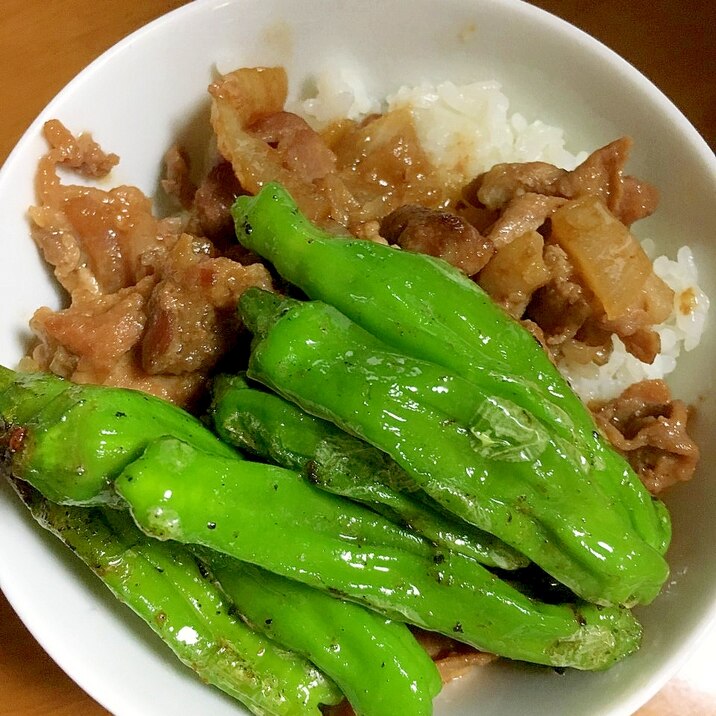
0;1;714;714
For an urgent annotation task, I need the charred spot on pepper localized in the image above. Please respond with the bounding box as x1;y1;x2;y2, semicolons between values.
304;460;322;484
568;605;588;626
327;586;349;600
3;425;27;454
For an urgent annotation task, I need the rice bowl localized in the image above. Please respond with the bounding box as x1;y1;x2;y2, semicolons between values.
0;1;714;715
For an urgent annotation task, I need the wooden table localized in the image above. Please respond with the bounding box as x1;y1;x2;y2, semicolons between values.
0;2;714;715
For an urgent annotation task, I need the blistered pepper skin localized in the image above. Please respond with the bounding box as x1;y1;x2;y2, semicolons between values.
115;436;643;671
0;366;237;505
200;551;442;716
210;373;528;570
231;184;670;556
11;480;341;716
238;289;669;608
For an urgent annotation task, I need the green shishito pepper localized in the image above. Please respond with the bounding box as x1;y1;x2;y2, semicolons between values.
10;480;340;716
210;372;528;570
0;369;438;714
115;436;642;671
0;368;430;561
0;367;642;669
198;550;442;716
231;183;670;558
237;289;669;608
0;365;237;505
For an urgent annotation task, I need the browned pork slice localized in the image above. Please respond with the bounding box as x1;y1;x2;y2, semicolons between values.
210;66;358;229
526;243;593;347
380;204;494;275
485;193;566;249
249;110;338;183
591;379;700;494
162;144;197;210
473;137;659;226
190;160;245;249
27;121;272;408
210;67;451;236
411;629;498;683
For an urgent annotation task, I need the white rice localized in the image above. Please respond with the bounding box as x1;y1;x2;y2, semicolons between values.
299;67;382;125
385;81;587;181
299;74;709;402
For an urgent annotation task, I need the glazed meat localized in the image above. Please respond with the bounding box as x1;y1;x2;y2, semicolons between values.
210;67;450;236
248;110;338;183
471;161;565;212
162;144;197;211
411;629;498;683
190;160;246;249
484;193;565;249
380;204;494;275
591;379;700;494
473;137;659;227
26;121;272;407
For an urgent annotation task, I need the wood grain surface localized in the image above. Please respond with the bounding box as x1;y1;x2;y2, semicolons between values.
0;2;714;715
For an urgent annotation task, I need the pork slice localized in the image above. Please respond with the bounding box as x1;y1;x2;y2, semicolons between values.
29;280;152;382
474;162;566;210
162;235;273;310
141;279;226;375
30;121;166;298
591;379;700;494
191;160;245;249
380;204;494;275
556;137;659;225
90;351;208;408
469;137;658;226
486;193;566;249
248;111;338;183
615;175;660;227
141;236;273;376
411;628;497;683
40;119;119;190
162;144;197;211
526;243;592;346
